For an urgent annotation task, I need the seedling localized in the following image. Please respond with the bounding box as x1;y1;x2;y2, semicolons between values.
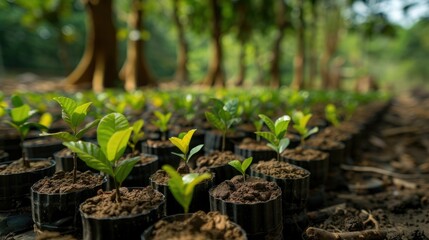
40;97;100;182
64;113;140;202
292;111;319;145
4;95;48;168
255;114;291;161
205;98;241;152
128;119;145;154
253;119;264;142
325;104;340;127
228;157;253;182
152;111;172;141
163;165;211;214
169;129;204;171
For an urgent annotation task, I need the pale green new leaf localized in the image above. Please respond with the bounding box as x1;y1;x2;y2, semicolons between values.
10;104;31;125
188;144;204;162
258;114;275;134
205;111;225;131
97;113;130;154
106;127;132;162
76;119;100;139
278;138;290;154
53;97;77;126
163;165;187;212
241;157;253;173
114;156;140;184
228;160;244;175
172;152;185;160
40;131;78;142
267;143;278;152
304;127;319;139
184;172;211;196
71;102;92;128
274;115;290;138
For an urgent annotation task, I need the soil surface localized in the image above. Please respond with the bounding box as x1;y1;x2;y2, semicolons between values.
122;152;157;165
196;151;242;168
148;211;246;240
305;137;345;150
236;138;272;151
0;159;52;175
318;126;352;142
282;147;328;161
80;187;164;218
251;160;309;179
210;175;281;204
32;171;104;194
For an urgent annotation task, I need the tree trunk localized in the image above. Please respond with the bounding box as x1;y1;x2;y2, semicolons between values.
65;0;118;92
307;0;318;89
120;0;155;91
235;39;246;86
269;0;287;88
204;0;225;87
172;0;189;84
291;0;305;90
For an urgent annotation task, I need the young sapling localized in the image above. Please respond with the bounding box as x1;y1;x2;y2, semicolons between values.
204;98;241;152
128;119;145;154
253;119;264;142
4;95;48;168
64;113;140;202
162;165;211;214
292;111;319;145
228;157;253;182
152;111;172;141
169;129;204;172
255;114;291;161
325;104;340;127
40;97;99;182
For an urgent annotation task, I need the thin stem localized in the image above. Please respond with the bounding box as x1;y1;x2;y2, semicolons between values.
72;152;77;183
21;137;29;168
114;180;122;203
221;130;226;152
277;152;280;162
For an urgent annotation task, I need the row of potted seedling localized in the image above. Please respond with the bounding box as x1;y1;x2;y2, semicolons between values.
0;94;390;239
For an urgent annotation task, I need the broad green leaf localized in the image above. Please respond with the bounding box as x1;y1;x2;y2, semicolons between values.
182;173;200;184
71;102;92;128
97;113;130;154
254;131;277;146
106;127;132;162
0;107;5;118
184;172;211;196
163;165;187;212
210;98;225;111
40;131;78;142
114;156;140;184
76;119;100;139
267;143;278;152
325;104;340;126
241;157;253;173
218;109;231;122
171;152;185;160
224;99;239;116
169;137;186;154
63;141;113;176
188;144;204;162
227;117;241;129
292;111;304;125
278;138;290;154
39;112;53;129
228;160;244;175
258;114;275;134
11;95;24;107
54;97;77;126
131;120;144;145
274;115;290;137
205;112;225;131
10;104;31;125
169;129;196;155
21;122;48;132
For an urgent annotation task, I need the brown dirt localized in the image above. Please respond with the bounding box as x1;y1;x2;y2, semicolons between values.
282;148;328;161
196;151;242;168
148;211;246;240
80;187;164;218
236;138;271;151
0;159;52;175
251;160;309;179
210;175;281;204
32;171;104;194
305;137;344;150
146;139;174;148
318;126;351;142
122;152;157;165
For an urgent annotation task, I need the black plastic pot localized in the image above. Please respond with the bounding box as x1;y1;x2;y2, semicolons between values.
123;154;158;187
31;176;107;234
53;149;94;173
141;213;247;240
23;138;64;159
80;188;166;240
234;145;277;163
150;171;214;215
0;159;56;211
141;142;180;169
0;151;9;163
209;181;283;240
204;131;245;153
250;164;310;238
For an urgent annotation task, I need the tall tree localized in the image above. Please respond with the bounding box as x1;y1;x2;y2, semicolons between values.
66;0;118;92
171;0;189;84
291;0;306;90
119;0;155;91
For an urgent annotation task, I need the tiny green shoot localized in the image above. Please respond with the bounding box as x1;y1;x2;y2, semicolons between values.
169;129;203;171
163;165;211;214
255;114;291;161
128;119;145;154
228;157;253;182
64;113;140;202
292;111;319;145
152;111;172;141
325;103;340;127
204;98;241;152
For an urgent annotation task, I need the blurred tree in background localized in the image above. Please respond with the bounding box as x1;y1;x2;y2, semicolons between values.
0;0;428;91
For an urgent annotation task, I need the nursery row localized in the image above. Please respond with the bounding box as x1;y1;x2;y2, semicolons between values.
0;90;390;239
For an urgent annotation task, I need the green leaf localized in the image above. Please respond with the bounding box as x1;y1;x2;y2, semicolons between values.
10;104;31;125
205;111;225;131
304;127;319;139
218;109;231;122
131;120;144;144
224;99;239;116
71;102;92;128
274;115;290;137
267;143;278;152
114;156;140;184
53;97;77;126
106;127;132;162
184;172;211;196
188;144;204;162
163;165;187;212
278;138;290;154
40;131;78;142
11;95;24;107
258;114;275;134
38;112;53;129
97;113;130;154
76;119;100;139
63;141;113;176
241;157;253;173
21;122;48;132
255;131;277;146
228;160;244;175
172;152;185;160
210;98;225;111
